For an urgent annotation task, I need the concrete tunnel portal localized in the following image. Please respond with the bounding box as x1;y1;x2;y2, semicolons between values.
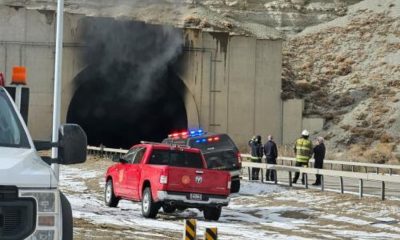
66;19;188;149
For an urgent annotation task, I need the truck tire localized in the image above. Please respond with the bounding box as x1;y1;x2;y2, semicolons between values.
231;179;240;193
203;207;222;221
141;187;159;218
162;205;176;213
60;192;73;240
105;180;119;207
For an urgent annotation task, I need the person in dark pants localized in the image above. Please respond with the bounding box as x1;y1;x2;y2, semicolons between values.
312;137;326;186
264;135;278;181
248;135;263;180
292;130;313;184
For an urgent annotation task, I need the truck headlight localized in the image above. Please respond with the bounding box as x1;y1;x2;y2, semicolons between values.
31;230;55;240
21;191;56;212
19;189;61;240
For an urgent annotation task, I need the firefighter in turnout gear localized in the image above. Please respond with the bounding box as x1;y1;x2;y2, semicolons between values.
248;135;263;180
292;130;313;184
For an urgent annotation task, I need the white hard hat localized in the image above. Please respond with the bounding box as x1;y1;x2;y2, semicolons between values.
301;129;309;136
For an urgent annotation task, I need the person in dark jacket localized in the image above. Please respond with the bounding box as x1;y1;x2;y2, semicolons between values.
312;136;326;186
248;135;263;180
264;135;278;181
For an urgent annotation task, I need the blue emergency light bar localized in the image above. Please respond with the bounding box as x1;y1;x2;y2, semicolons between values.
168;129;205;139
195;136;220;143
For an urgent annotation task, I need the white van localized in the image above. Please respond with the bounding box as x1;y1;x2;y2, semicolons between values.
0;86;87;240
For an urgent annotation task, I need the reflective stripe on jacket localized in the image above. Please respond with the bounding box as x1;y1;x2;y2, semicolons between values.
295;138;312;163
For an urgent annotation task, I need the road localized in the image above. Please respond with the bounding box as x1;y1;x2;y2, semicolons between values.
61;156;400;240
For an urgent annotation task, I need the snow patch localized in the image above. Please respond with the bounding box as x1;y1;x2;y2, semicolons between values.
238;181;286;195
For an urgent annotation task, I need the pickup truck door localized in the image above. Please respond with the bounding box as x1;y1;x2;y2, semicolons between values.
118;149;136;197
124;147;145;200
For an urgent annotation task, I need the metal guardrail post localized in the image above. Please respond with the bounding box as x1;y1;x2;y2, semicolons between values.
274;170;278;185
247;167;251;181
365;167;368;173
359;179;363;198
376;167;379;174
260;169;264;183
340;177;344;194
304;174;308;189
381;181;385;201
321;175;324;192
289;172;292;187
351;165;354;172
389;168;393;175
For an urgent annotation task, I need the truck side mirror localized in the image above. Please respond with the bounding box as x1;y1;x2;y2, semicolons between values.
58;124;87;165
112;155;122;162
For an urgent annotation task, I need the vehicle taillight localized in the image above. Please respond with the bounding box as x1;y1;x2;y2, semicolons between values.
0;72;4;87
237;152;242;167
160;175;168;184
227;180;231;189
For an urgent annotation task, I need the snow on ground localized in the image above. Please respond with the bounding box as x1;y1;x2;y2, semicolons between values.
59;157;400;239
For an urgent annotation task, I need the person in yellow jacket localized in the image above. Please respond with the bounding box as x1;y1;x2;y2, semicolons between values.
292;130;313;184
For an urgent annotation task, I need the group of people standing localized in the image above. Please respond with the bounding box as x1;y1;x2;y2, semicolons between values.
248;135;278;181
248;129;326;186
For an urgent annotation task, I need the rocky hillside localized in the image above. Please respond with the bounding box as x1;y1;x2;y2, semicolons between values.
282;0;400;163
6;0;361;38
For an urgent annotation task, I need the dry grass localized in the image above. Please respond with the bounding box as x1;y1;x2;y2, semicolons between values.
363;143;395;164
350;127;374;138
337;95;354;107
295;79;313;93
355;112;367;120
380;132;394;143
340;124;351;131
183;15;201;26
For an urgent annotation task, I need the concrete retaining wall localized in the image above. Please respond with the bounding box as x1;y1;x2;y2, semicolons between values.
0;6;84;140
178;30;283;147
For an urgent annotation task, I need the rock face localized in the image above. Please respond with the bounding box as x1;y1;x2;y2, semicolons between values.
3;0;362;38
282;0;400;163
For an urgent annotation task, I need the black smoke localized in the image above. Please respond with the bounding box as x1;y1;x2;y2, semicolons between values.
67;18;187;148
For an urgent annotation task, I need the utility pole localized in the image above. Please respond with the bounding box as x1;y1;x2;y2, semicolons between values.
51;0;64;180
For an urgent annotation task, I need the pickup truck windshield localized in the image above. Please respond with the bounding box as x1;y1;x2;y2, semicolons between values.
149;149;204;169
0;89;30;148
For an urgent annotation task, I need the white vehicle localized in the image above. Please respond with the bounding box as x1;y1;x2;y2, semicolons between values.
0;86;87;240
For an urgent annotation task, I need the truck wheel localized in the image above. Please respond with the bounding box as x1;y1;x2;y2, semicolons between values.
231;179;240;193
162;205;176;213
203;207;222;221
141;187;159;218
60;192;73;240
105;180;119;207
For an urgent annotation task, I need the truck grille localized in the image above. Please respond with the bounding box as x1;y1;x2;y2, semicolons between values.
0;186;36;240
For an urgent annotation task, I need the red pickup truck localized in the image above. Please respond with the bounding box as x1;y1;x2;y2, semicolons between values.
104;143;231;220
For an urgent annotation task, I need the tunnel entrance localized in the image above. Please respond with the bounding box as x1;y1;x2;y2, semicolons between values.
67;18;187;149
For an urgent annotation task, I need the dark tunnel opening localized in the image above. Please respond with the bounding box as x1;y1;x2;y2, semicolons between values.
66;18;187;149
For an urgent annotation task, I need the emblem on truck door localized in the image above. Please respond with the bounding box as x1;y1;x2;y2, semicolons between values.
195;176;203;184
182;175;190;184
